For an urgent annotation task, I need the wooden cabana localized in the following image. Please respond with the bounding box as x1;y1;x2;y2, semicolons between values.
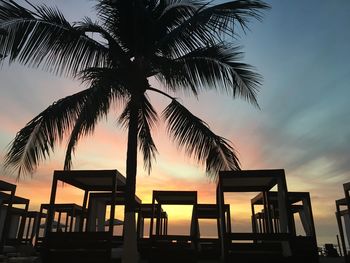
40;203;84;232
87;192;141;246
251;191;318;262
35;203;84;248
42;169;126;263
137;203;168;239
148;190;198;262
21;211;41;246
217;169;294;262
150;190;198;240
0;192;29;247
194;204;230;260
336;182;350;261
251;192;317;236
0;180;16;252
137;203;168;260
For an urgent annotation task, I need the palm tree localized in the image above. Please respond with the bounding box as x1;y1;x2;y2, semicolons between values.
0;0;269;262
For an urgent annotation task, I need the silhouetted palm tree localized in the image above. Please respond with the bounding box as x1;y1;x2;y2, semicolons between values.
0;0;268;262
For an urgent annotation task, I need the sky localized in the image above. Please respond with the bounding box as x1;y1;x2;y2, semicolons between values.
0;0;350;246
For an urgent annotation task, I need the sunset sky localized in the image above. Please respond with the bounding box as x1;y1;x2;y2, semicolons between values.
1;0;350;246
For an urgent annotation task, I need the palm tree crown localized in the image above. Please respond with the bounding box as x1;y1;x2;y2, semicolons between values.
0;0;268;179
0;1;269;262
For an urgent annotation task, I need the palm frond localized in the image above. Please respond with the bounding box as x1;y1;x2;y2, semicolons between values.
155;0;213;56
138;94;158;173
163;99;240;179
0;0;109;75
0;27;6;58
78;67;129;98
119;93;158;173
153;55;199;95
157;0;269;57
74;17;130;65
3;88;94;177
155;44;262;105
64;84;120;170
155;0;201;33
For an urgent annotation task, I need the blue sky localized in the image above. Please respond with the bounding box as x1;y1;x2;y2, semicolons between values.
0;0;350;246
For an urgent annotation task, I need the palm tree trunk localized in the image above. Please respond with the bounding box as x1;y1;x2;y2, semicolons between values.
122;94;139;263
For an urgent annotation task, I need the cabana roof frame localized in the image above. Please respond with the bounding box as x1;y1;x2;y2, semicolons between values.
40;203;84;215
0;180;16;192
219;169;285;192
153;190;197;205
89;192;141;205
0;192;29;205
336;198;347;206
251;191;311;206
196;204;230;219
53;170;126;191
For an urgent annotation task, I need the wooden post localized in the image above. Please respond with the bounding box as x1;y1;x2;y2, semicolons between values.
31;212;40;244
150;193;155;238
109;175;117;235
136;209;141;238
156;203;161;236
1;185;16;250
335;209;346;259
226;205;232;234
217;182;227;262
25;216;32;242
344;183;350;263
66;210;70;232
35;205;44;247
18;202;29;241
336;234;342;257
251;203;257;234
263;191;273;233
81;190;88;232
191;195;199;250
45;173;58;237
166;216;168;235
57;211;62;232
276;172;292;257
159;210;163;236
277;173;291;233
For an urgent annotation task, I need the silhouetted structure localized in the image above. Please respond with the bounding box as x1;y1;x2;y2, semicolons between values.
217;169;296;263
0;184;29;249
0;168;323;262
0;180;16;252
21;211;41;246
194;204;230;260
35;203;84;249
336;182;350;262
251;191;318;262
87;191;141;249
137;203;168;239
2;194;29;246
147;190;198;262
42;170;126;263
